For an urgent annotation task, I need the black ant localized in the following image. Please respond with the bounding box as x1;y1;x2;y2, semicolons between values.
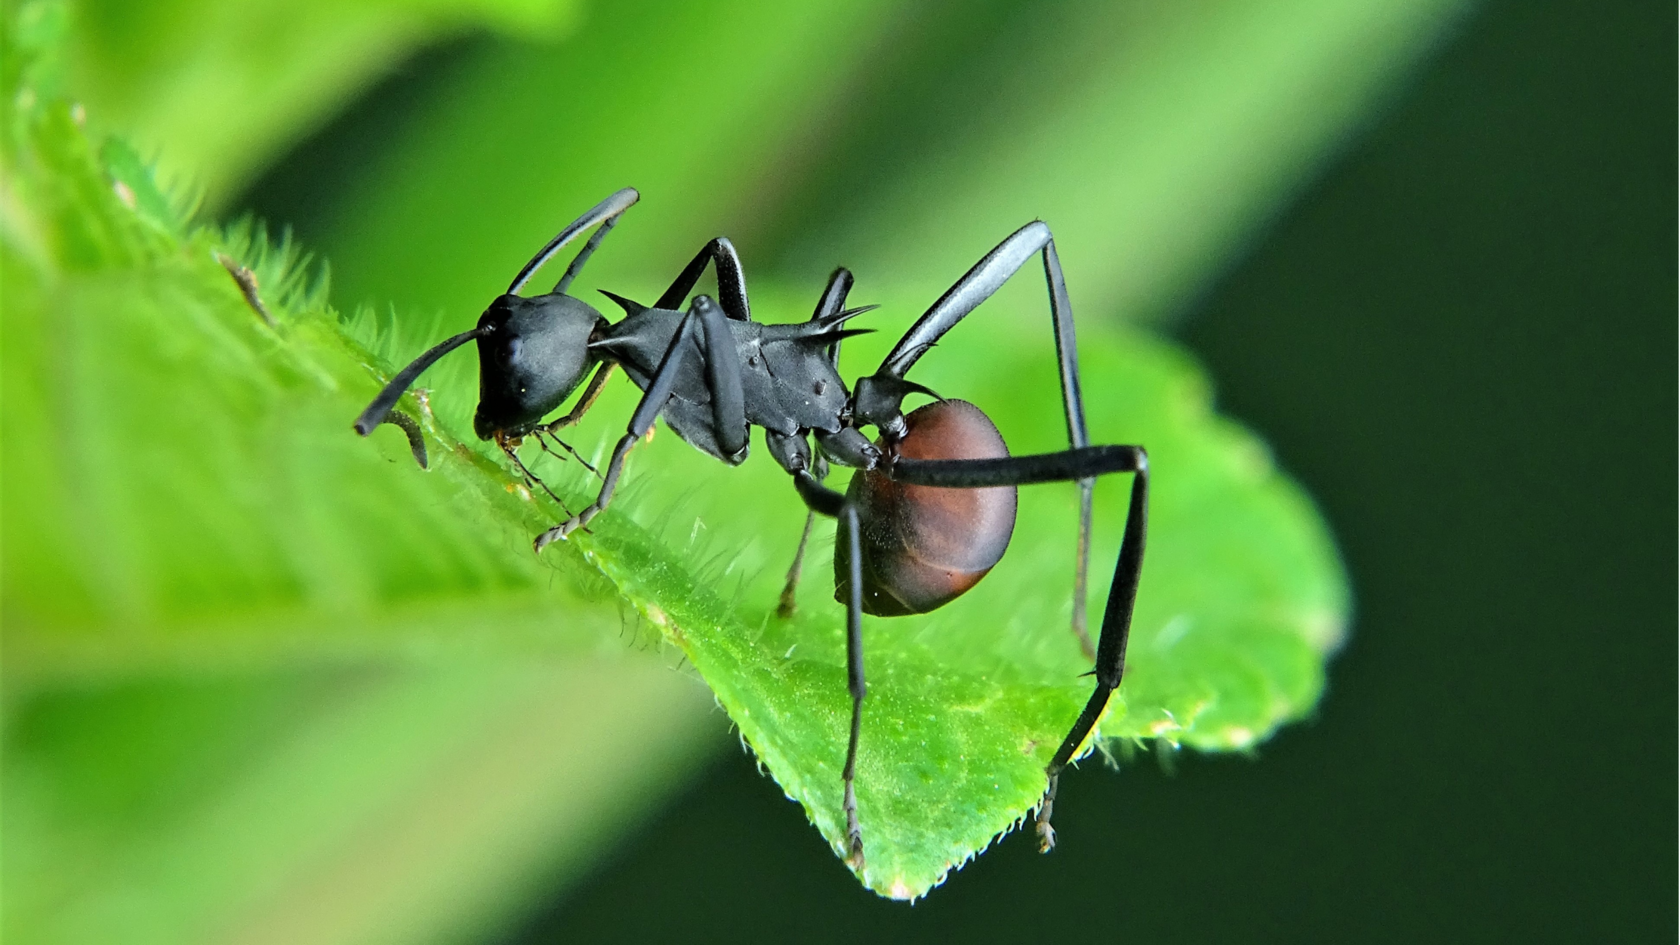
353;189;1147;868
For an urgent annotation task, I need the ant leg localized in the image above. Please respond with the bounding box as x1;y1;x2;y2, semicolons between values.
1040;459;1144;852
791;470;868;869
533;430;601;478
655;238;752;320
533;296;747;551
692;296;750;461
776;454;829;618
888;444;1148;852
868;222;1096;660
497;434;576;517
507;187;640;295
838;501;867;869
779;511;817;617
540;362;617;433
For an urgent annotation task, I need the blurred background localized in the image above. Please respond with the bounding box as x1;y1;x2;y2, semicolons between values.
3;0;1671;942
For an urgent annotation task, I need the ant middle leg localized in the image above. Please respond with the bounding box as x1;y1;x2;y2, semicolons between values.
790;468;868;869
768;406;878;618
765;429;828;618
776;455;828;618
768;261;858;618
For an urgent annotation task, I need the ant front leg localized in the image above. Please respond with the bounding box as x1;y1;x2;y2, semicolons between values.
533;361;618;480
533;296;747;552
540;361;617;435
496;432;575;516
887;443;1148;852
864;222;1098;661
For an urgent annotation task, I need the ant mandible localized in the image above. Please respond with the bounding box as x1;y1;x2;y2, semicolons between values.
353;188;1148;868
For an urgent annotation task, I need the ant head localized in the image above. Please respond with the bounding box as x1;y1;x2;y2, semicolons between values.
473;292;606;440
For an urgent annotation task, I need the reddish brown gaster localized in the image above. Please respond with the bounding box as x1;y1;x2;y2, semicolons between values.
836;399;1017;615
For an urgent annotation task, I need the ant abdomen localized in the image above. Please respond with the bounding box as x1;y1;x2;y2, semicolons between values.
837;399;1018;616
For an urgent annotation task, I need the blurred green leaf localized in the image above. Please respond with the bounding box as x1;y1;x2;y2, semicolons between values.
1;111;623;679
295;0;1467;330
3;663;718;945
301;0;903;320
59;0;582;203
761;0;1471;326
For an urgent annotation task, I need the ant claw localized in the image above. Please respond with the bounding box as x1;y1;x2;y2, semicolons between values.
534;512;594;553
532;528;563;554
842;779;865;870
1035;818;1057;854
1035;774;1060;853
845;835;866;872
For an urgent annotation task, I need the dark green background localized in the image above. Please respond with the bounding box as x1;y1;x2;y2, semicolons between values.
240;0;1674;940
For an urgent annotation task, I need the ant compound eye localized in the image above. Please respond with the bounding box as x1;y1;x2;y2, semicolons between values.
501;337;522;364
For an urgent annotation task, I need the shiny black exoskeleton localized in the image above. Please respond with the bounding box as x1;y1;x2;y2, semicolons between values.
353;189;1148;871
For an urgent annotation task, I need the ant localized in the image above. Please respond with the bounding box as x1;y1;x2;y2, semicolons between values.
353;188;1147;868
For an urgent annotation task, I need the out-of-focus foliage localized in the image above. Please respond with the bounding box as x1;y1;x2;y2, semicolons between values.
58;0;582;202
306;0;1467;329
2;0;1464;936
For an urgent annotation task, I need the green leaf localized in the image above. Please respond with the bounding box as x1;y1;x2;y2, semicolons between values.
508;284;1348;896
302;0;1470;330
3;76;1343;903
764;0;1472;326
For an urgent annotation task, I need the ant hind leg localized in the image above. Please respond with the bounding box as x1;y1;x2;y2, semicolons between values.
885;443;1148;852
870;223;1097;660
